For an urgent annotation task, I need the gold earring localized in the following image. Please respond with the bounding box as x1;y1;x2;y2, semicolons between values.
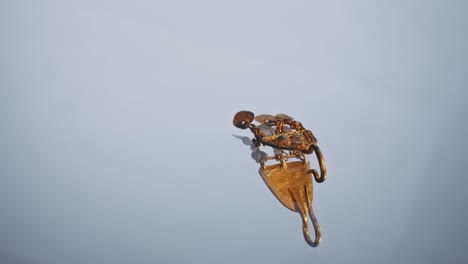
233;110;327;247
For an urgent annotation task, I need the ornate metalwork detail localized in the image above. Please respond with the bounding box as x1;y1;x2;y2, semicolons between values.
233;110;327;247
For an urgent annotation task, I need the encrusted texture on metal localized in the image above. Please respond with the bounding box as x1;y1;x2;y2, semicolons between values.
233;110;327;247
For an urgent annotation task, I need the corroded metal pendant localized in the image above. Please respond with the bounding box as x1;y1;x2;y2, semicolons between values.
233;111;327;247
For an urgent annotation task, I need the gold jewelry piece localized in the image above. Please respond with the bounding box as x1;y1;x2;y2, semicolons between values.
233;110;327;247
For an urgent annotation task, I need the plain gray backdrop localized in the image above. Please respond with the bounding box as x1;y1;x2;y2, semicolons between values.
1;1;467;263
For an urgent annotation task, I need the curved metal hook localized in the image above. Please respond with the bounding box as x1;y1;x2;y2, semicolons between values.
308;144;327;183
301;212;321;247
291;185;321;247
306;184;321;247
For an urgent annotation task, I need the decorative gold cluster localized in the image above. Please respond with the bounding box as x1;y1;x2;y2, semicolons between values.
233;110;327;247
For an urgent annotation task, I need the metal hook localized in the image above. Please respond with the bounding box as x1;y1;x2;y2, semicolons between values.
304;184;321;247
308;144;327;183
289;185;321;247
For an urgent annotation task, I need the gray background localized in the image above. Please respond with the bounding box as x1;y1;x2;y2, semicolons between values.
1;1;468;263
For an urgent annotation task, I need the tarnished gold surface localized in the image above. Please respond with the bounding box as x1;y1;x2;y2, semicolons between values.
260;161;321;247
233;110;327;248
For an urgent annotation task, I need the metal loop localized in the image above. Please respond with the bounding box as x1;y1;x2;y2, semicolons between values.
308;144;327;183
302;185;321;247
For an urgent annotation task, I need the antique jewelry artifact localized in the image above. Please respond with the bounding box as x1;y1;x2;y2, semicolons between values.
233;110;327;247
